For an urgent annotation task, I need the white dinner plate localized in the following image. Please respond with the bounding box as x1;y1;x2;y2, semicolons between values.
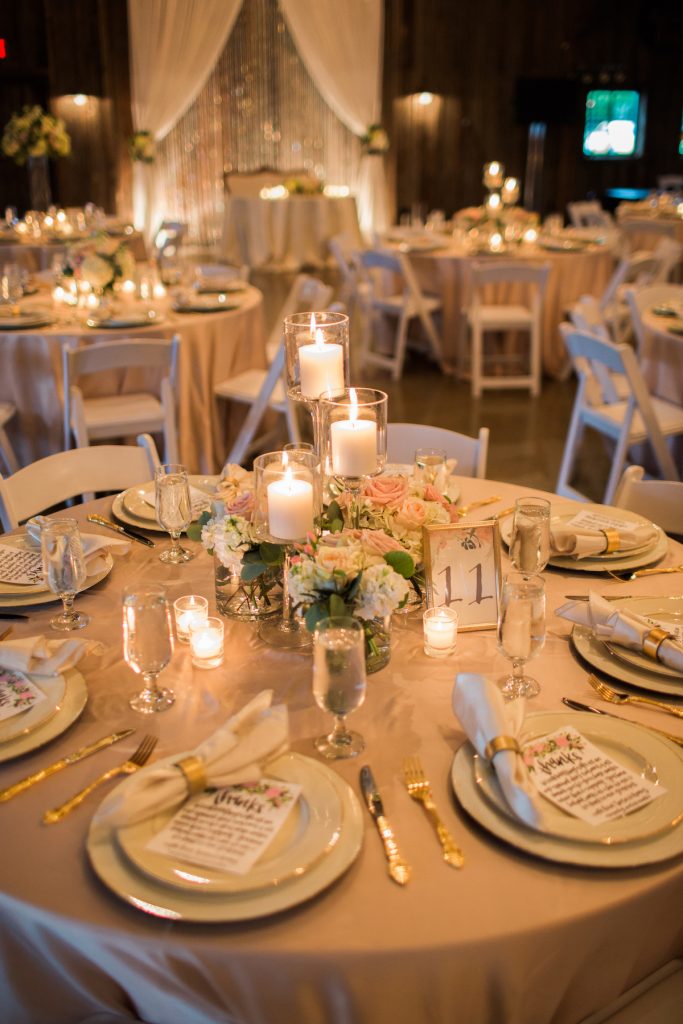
196;283;247;295
122;481;214;522
88;755;363;921
451;711;683;867
0;535;114;607
500;503;667;573
86;313;165;329
0;669;66;743
173;301;240;314
0;667;87;763
601;597;683;680
0;313;53;330
116;752;344;894
571;625;683;699
115;476;217;531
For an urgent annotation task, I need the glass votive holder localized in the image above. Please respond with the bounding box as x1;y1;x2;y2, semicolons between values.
423;606;458;658
284;310;349;402
173;594;209;643
189;616;224;669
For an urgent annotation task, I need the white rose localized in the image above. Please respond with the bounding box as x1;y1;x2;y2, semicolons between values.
81;254;112;289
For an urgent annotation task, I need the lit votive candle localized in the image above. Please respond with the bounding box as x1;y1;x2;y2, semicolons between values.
299;321;344;399
189;616;224;668
173;594;209;643
523;227;538;245
423;606;458;658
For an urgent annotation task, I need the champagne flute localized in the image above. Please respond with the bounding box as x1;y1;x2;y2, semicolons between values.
509;497;551;575
414;447;447;487
313;616;367;759
122;585;174;713
40;518;89;631
497;572;545;700
155;463;196;564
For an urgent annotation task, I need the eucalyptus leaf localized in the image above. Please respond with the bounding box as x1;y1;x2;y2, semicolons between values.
259;542;284;566
384;550;415;579
185;522;203;543
305;603;327;632
241;560;267;582
329;593;347;618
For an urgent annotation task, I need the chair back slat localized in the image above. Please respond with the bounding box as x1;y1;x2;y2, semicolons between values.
65;337;178;378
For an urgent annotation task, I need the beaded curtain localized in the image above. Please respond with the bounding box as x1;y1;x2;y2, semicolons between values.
154;0;361;246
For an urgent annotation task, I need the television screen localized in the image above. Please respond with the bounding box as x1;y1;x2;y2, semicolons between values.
583;90;643;159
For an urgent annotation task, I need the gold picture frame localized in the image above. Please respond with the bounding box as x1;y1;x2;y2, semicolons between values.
422;520;502;631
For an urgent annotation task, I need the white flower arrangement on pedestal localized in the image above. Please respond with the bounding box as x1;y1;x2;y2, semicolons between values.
361;124;390;155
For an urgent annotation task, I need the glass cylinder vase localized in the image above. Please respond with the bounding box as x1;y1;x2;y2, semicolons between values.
214;555;282;620
27;156;52;211
363;615;392;674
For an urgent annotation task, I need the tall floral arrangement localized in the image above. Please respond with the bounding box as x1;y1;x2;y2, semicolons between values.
1;105;70;166
61;233;136;293
129;131;156;164
361;124;390;155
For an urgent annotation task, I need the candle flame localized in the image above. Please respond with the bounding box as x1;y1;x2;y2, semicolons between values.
284;465;294;491
315;327;325;348
349;387;358;425
310;313;316;335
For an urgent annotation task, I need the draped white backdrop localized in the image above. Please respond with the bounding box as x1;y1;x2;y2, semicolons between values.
126;0;388;242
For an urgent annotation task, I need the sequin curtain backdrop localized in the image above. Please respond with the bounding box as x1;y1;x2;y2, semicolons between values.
154;0;361;248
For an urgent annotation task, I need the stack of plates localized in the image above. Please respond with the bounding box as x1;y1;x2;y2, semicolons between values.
0;665;87;763
451;710;683;867
571;596;683;699
499;502;668;574
111;477;218;533
0;310;53;330
88;752;363;921
0;535;113;609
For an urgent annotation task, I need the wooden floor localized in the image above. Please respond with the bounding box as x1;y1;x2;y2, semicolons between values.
252;269;612;499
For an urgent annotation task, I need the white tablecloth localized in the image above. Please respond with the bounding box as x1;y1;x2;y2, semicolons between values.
0;233;147;274
640;309;683;405
222;195;362;270
0;478;681;1024
0;288;266;474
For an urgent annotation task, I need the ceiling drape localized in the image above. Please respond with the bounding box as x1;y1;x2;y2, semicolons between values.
278;0;389;235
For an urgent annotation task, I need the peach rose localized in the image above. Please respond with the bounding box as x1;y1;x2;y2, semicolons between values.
362;475;410;508
315;543;363;575
358;529;406;557
394;497;431;529
224;490;255;519
423;483;449;507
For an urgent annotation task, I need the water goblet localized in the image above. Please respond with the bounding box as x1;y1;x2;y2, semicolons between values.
155;463;196;564
40;518;89;631
313;616;367;759
415;447;447;487
122;585;175;713
509;497;551;575
497;572;546;700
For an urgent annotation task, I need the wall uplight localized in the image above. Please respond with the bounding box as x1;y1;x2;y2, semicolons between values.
72;94;88;107
418;92;434;106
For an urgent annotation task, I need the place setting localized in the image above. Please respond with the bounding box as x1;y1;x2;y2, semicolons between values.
111;465;217;536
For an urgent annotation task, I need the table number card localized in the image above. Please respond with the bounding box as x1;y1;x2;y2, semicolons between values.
146;777;302;875
422;521;502;631
523;727;665;825
0;544;44;586
0;669;47;722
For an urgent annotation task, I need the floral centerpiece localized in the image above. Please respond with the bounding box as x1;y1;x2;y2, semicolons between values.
189;464;283;620
129;130;156;164
284;176;324;195
361;124;390;155
1;105;70;166
61;233;136;294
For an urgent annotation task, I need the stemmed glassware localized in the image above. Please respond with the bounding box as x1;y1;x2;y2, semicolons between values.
497;571;546;700
155;463;196;564
284;311;350;454
414;447;447;487
319;387;388;526
40;518;89;631
122;584;175;713
312;616;367;759
509;497;551;575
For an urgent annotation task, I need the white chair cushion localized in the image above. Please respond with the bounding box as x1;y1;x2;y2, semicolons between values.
468;304;533;329
214;370;287;410
79;394;165;437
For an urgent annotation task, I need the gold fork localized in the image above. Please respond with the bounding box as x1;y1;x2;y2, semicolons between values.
607;564;683;583
453;496;501;518
587;674;683;720
403;757;465;869
43;734;158;824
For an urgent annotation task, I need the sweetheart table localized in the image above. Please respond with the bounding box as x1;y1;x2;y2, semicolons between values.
0;477;682;1024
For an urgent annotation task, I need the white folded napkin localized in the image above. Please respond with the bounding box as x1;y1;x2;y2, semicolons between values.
0;635;101;676
95;690;289;830
452;673;545;829
25;516;130;574
550;522;657;559
555;593;683;673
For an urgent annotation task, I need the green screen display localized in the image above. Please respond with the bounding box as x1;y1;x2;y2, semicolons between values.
583;90;642;158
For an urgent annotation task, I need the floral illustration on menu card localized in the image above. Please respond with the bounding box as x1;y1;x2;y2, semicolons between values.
523;731;585;773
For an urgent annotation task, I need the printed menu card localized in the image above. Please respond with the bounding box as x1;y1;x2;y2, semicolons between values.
146;778;302;875
0;669;47;722
523;727;665;825
0;544;43;586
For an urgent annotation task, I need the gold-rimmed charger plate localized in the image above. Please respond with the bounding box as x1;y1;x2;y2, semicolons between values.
121;478;215;522
87;755;363;921
599;597;683;681
0;667;87;763
0;669;65;743
0;535;113;607
116;752;343;894
571;625;683;698
451;711;683;867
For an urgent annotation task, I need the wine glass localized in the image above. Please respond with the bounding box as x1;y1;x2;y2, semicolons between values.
40;518;89;631
312;616;367;759
497;572;546;700
155;463;196;564
509;497;551;575
0;264;22;307
414;447;447;487
122;585;174;713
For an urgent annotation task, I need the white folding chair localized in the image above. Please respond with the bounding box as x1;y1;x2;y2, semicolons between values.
598;253;661;344
355;248;443;381
328;233;361;311
214;281;337;465
0;401;19;475
0;434;160;530
387;423;489;478
567;299;630;405
63;336;180;464
625;283;683;358
465;262;549;398
567;201;615;230
620;218;679;254
194;263;250;287
650;237;682;283
613;465;683;535
556;325;683;503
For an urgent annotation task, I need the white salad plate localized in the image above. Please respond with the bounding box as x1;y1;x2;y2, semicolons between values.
0;667;87;763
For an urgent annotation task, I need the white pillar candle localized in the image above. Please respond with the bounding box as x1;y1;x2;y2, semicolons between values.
189;617;224;668
173;594;209;643
267;466;314;540
423;607;458;657
299;327;344;399
330;390;377;477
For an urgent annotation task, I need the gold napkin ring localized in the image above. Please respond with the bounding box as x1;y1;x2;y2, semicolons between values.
642;627;671;660
484;735;521;761
175;755;207;796
601;528;621;554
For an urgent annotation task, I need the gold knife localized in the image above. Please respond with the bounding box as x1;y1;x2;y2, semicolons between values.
0;729;135;802
359;765;411;885
453;496;502;518
87;514;155;548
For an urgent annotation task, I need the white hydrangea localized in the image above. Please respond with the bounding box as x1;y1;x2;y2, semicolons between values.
354;563;410;620
201;514;257;573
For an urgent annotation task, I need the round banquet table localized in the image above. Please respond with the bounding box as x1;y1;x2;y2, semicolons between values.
639;308;683;406
221;194;362;271
0;477;682;1024
0;287;266;474
616;203;683;247
0;232;147;274
401;239;615;378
